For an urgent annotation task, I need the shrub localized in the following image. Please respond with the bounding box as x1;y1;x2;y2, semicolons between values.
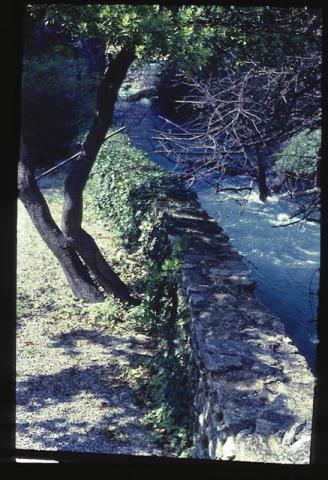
273;129;321;178
86;133;179;249
154;68;195;121
87;298;127;327
21;51;97;168
141;297;195;457
86;137;194;456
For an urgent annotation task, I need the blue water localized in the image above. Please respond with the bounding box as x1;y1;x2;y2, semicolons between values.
114;100;320;373
196;178;319;372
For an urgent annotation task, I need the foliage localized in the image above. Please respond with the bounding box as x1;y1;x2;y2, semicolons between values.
26;5;218;74
21;51;97;168
141;296;194;457
189;6;322;71
86;132;177;249
126;241;194;457
273;129;321;178
156;6;321;117
156;6;321;205
85;135;194;456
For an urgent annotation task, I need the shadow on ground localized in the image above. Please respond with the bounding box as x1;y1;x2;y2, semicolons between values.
16;328;160;456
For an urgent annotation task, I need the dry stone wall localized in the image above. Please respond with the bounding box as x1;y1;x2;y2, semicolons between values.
163;194;314;464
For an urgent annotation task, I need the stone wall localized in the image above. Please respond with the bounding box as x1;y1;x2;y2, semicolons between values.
164;195;314;464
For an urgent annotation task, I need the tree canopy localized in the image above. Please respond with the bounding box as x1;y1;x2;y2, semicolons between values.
155;6;321;208
20;4;322;304
26;4;220;71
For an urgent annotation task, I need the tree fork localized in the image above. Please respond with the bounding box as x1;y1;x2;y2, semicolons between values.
18;139;104;303
61;46;137;304
65;228;137;304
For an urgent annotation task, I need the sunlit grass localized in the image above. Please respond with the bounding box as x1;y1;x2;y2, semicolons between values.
16;172;145;331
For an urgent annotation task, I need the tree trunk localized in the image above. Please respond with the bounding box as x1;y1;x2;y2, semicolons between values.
254;144;269;202
18;138;103;303
61;46;136;304
19;46;138;305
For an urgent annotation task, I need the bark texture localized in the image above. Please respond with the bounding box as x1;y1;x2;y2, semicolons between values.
19;46;138;304
61;46;136;304
18;138;104;303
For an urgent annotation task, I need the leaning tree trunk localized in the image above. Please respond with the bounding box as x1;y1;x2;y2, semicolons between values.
61;45;137;304
19;45;137;304
18;138;103;303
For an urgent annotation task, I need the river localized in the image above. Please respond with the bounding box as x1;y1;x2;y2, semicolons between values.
114;98;320;373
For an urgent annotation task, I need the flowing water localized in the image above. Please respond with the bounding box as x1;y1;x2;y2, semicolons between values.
114;99;320;373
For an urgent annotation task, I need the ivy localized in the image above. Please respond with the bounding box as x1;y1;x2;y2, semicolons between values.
86;135;195;456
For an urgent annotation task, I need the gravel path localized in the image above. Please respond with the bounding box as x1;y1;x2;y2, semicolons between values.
16;317;162;455
16;176;163;457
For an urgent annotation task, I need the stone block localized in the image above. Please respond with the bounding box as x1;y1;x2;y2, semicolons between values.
160;192;314;463
204;352;245;373
182;253;218;265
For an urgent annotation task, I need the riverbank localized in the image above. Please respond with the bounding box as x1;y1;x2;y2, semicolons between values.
113;98;320;373
17;132;315;463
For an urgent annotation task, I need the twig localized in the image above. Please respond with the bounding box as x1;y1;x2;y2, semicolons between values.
35;152;80;181
35;126;126;181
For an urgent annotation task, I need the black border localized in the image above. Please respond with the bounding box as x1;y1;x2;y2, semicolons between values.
1;0;327;474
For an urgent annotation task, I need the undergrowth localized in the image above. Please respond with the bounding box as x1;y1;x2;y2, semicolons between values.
85;133;195;456
17;133;195;457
